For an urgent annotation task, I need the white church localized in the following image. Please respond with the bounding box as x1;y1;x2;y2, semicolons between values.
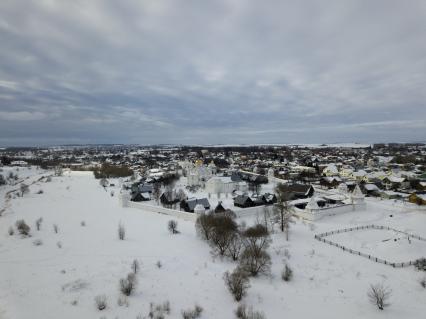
180;160;217;187
293;184;366;221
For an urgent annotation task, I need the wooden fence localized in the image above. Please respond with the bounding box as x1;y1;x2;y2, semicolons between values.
314;224;426;268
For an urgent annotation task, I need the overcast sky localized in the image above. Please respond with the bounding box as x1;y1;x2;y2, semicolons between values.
0;0;425;146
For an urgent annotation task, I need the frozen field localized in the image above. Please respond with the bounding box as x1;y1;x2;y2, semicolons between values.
326;228;426;263
0;168;426;319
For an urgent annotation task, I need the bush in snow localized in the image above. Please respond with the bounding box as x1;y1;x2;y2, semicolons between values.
33;239;43;246
226;232;244;261
119;273;137;296
57;241;62;248
281;264;293;282
414;258;426;271
117;295;129;307
94;294;107;311
235;304;266;319
53;224;59;234
238;224;271;277
239;248;271;277
8;226;14;236
208;214;239;256
368;283;391;310
181;304;203;319
156;260;162;269
118;222;126;240
35;217;43;231
81;220;86;227
419;277;426;289
195;213;215;240
148;301;171;319
20;183;29;197
224;267;250;301
16;219;30;236
131;259;140;274
36;189;44;194
168;220;179;234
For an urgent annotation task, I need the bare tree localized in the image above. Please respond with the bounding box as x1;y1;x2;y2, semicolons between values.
209;215;238;256
239;224;272;276
368;283;391;310
131;259;140;274
226;232;244;261
224;267;250;301
195;213;215;240
281;263;293;281
152;183;161;204
118;222;126;240
168;220;179;234
35;217;43;231
274;183;294;240
20;183;29;197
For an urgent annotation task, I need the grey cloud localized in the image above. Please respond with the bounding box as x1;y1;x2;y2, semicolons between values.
0;0;425;146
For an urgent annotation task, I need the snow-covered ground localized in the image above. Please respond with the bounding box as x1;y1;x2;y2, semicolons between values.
0;168;426;319
326;228;426;263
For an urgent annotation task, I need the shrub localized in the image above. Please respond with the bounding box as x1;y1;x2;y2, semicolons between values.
419;277;426;289
35;217;43;231
181;304;203;319
156;260;162;269
414;258;426;271
37;189;44;194
131;259;140;274
119;273;137;296
239;224;272;276
168;220;179;234
20;183;29;196
281;264;293;282
33;239;43;246
8;226;14;236
368;283;391;310
53;224;59;234
81;221;86;227
118;222;126;240
95;294;107;310
239;247;271;277
148;301;171;319
117;295;129;307
15;219;30;236
195;213;215;240
235;304;266;319
224;267;250;301
226;232;244;261
57;241;62;248
209;214;238;256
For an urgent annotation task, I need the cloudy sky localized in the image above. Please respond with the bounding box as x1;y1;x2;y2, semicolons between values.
0;0;425;146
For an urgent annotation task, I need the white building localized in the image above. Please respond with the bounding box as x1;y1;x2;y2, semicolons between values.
293;185;366;221
205;176;247;194
182;160;217;187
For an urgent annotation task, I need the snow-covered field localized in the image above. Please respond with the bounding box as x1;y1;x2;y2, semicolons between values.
326;228;426;263
1;168;426;319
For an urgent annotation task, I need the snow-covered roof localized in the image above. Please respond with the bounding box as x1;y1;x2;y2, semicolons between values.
364;184;379;191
